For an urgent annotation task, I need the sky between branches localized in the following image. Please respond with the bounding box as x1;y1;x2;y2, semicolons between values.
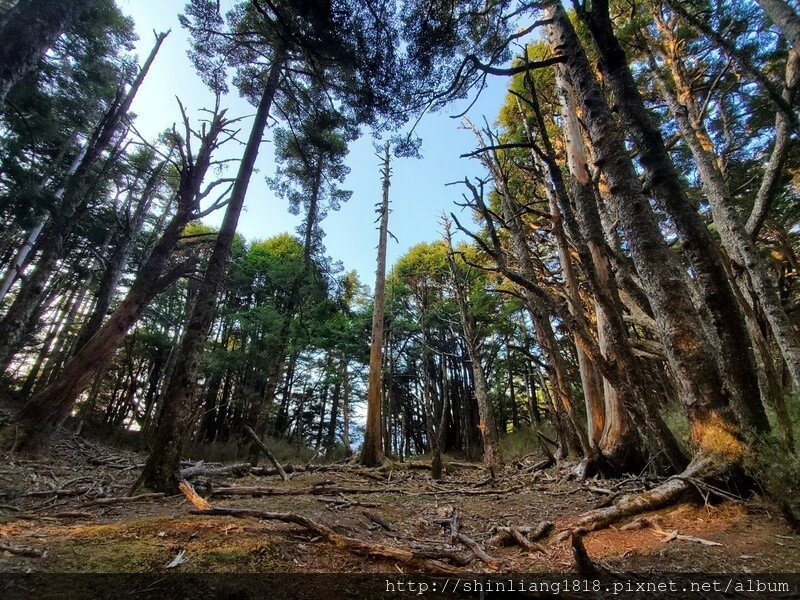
120;0;510;289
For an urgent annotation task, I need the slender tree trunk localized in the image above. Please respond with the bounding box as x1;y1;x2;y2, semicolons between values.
361;142;391;467
74;161;167;352
747;49;799;238
0;109;224;450
0;32;168;368
341;358;351;455
324;355;343;457
139;51;284;492
444;222;502;475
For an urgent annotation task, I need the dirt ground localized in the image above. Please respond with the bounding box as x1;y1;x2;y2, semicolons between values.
1;429;798;579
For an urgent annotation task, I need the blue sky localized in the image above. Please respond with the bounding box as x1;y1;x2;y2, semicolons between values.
119;0;510;289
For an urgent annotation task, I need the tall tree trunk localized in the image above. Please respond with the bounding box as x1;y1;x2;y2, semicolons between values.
551;64;684;473
0;0;90;106
139;51;284;492
360;142;391;467
341;358;351;456
74;160;168;352
580;0;768;434
650;25;800;395
546;1;746;465
0;109;225;450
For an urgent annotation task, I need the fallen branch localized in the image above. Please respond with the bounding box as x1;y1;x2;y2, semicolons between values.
363;510;394;530
3;487;91;499
210;485;403;497
83;492;165;507
244;426;290;481
179;483;463;574
488;526;546;553
192;507;462;575
0;541;45;558
645;520;722;547
316;495;380;509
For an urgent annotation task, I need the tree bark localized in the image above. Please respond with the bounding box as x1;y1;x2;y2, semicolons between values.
650;24;800;395
581;0;768;434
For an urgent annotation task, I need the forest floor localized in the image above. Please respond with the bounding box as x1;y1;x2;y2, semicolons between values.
1;424;798;578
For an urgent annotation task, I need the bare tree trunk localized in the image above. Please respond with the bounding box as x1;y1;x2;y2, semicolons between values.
0;0;90;106
361;142;391;467
139;52;284;492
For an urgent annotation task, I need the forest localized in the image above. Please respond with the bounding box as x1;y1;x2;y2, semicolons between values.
0;0;799;595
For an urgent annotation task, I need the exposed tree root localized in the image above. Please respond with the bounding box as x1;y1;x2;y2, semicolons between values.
778;500;800;534
571;531;603;574
567;455;732;534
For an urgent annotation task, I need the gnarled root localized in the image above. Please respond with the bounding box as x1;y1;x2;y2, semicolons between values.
568;454;734;534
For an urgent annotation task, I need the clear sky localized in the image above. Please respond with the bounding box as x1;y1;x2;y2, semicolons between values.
119;0;510;289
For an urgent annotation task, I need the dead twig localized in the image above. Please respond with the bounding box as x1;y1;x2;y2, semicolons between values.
456;533;502;570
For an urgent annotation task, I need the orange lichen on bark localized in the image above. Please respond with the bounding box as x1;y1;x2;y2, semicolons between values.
690;411;745;460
